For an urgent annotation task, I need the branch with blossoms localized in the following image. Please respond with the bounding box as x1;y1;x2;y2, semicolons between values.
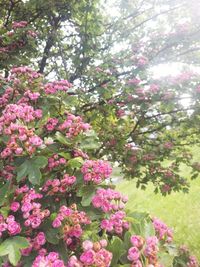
0;66;198;266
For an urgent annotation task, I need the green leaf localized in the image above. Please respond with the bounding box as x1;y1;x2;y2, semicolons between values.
58;152;71;159
79;185;96;206
0;181;10;206
55;132;71;145
108;236;125;266
80;130;101;150
16;156;47;185
45;227;60;245
144;221;155;237
0;236;29;266
0;206;10;217
158;251;175;266
67;157;84;170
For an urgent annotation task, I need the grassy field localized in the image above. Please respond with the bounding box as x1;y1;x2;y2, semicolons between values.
116;163;200;259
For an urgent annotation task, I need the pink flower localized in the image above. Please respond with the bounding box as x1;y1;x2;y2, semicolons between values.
35;232;46;245
128;247;140;261
80;250;95;265
29;135;43;147
52;218;62;228
10;202;20;212
99;239;107;247
130;235;144;248
82;240;93;251
7;221;21;235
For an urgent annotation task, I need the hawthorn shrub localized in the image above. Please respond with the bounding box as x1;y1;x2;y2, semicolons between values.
0;67;198;267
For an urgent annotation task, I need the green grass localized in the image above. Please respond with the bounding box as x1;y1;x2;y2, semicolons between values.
116;164;200;260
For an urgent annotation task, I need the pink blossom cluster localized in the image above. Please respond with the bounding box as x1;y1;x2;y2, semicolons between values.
67;240;112;267
0;87;17;108
58;113;90;138
127;78;141;85
13;187;50;229
24;90;40;101
0;123;43;158
42;174;76;194
92;188;128;213
52;205;91;247
163;141;173;149
179;246;199;267
137;56;148;67
0;103;42;125
0;30;31;54
0;215;21;237
187;256;199;267
101;210;129;234
0;165;15;180
128;235;161;266
148;84;159;94
144;236;160;265
116;109;125;118
73;149;89;159
81;160;112;184
21;232;46;256
161;91;174;100
12;21;28;30
44;80;72;94
142;153;155;161
11;66;42;81
45;117;59;131
27;30;37;38
48;154;67;170
153;217;173;242
32;252;65;267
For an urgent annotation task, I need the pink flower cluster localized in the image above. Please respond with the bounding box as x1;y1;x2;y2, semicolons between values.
0;87;17;108
48;154;67;170
45;117;59;131
137;56;148;67
21;232;46;256
144;236;159;265
101;210;129;234
12;21;28;30
0;103;42;125
27;30;37;38
147;84;160;94
32;252;65;267
142;153;155;161
116;109;125;118
44;80;72;94
24;90;40;101
187;256;199;267
52;205;91;247
42;174;76;194
0;215;21;237
0;122;43;158
92;188;128;213
127;78;141;85
92;188;129;234
58;113;90;138
81;160;112;184
153;217;173;242
67;240;112;267
11;66;41;81
163;141;173;149
128;235;160;266
73;149;89;159
14;186;50;229
0;165;15;180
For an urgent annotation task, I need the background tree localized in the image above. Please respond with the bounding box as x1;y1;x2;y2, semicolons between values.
1;0;200;193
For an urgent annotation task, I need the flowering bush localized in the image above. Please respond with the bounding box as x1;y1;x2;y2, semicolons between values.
0;67;198;266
